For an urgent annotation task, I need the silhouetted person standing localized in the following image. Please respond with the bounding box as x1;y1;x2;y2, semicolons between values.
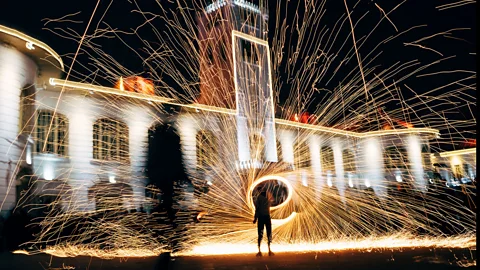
253;191;274;256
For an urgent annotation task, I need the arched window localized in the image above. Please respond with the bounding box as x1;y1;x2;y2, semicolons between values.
249;133;265;160
196;130;218;170
294;140;310;169
421;144;431;169
35;110;68;156
384;146;407;169
320;145;334;172
276;140;283;162
342;149;356;172
93;118;129;162
19;84;35;133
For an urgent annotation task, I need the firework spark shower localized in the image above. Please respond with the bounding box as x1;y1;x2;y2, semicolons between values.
0;0;475;260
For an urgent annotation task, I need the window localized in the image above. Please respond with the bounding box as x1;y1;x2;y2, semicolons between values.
240;39;259;64
276;140;283;162
93;118;129;162
453;165;462;180
294;141;310;169
384;146;407;169
35;111;68;156
421;144;431;169
196;130;218;170
249;133;265;160
320;146;334;172
342;149;356;172
19;86;34;132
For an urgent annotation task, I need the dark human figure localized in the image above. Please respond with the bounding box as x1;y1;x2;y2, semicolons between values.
253;191;274;257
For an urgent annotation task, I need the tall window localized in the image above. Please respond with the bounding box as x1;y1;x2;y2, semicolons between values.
276;140;283;162
93;118;129;162
35;111;68;156
294;141;310;169
320;146;334;172
20;85;37;134
342;149;356;172
384;146;407;169
196;130;218;170
249;133;265;160
421;144;431;170
241;39;259;64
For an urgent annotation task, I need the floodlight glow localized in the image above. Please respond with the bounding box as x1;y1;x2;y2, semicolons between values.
43;163;54;180
364;179;371;188
109;175;116;183
327;173;333;187
26;42;34;50
26;144;32;165
348;173;354;188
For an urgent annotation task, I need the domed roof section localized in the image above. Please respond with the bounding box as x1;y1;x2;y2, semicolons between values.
0;25;64;79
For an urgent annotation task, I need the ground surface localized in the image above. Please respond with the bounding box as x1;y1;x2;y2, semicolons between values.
0;248;476;270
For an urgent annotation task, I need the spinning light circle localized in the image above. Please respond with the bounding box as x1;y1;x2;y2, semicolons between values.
247;175;296;225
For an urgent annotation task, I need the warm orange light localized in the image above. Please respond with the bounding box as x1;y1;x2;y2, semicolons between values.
197;211;208;221
116;76;154;95
398;120;414;129
118;76;124;91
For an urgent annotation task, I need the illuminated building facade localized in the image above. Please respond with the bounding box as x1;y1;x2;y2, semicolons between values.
0;1;473;217
432;148;476;186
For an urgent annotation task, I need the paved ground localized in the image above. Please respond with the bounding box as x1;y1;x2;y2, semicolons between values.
0;248;476;269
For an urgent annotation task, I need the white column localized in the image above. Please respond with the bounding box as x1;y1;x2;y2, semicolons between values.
67;98;95;211
236;116;250;162
0;45;37;215
127;106;154;210
332;139;345;204
407;135;426;191
309;136;322;200
360;137;385;196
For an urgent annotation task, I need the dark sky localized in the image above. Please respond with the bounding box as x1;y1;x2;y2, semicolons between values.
0;0;476;149
1;0;474;76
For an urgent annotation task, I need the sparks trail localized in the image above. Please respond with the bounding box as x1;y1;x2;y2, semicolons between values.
4;0;475;259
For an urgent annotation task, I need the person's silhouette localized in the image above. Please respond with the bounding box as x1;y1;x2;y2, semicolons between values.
253;190;274;256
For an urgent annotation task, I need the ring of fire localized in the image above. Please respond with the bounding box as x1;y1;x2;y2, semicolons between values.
247;175;296;225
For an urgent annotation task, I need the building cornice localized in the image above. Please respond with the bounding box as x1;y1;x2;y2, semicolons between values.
0;25;64;72
439;148;476;157
49;78;440;139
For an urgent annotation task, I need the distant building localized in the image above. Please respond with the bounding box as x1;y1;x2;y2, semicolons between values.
1;1;469;217
432;148;476;186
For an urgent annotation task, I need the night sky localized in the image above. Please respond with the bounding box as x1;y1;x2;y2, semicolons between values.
0;0;476;149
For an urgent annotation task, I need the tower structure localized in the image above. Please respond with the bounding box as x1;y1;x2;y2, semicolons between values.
0;26;63;215
197;0;277;164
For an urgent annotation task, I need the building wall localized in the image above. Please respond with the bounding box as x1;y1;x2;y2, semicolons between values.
433;149;476;184
32;90;155;211
0;43;37;216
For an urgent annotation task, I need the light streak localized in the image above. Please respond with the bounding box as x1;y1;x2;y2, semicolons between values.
0;25;64;71
246;175;293;212
48;78;440;139
439;148;476;157
180;234;476;256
